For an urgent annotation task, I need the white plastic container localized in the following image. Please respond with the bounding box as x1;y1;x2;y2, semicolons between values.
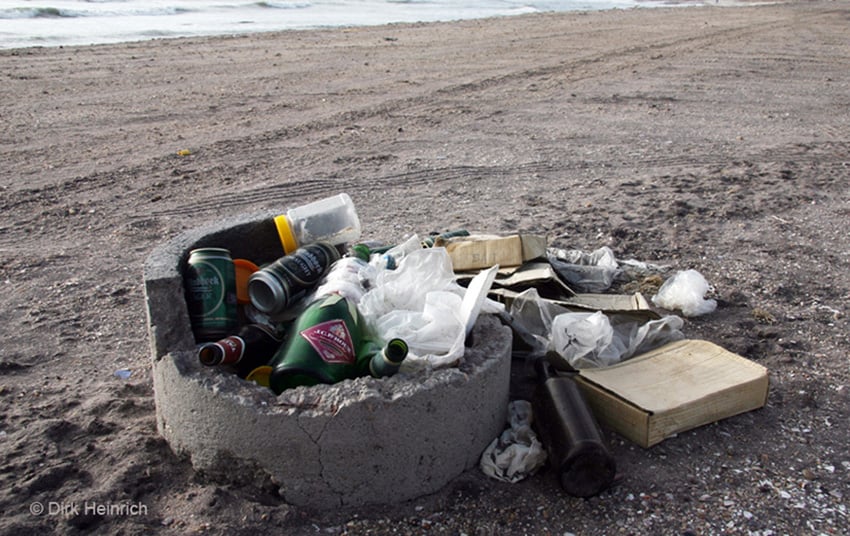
273;193;361;254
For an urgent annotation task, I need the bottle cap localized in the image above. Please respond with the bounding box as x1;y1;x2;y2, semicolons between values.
273;214;298;254
232;259;259;305
245;366;273;387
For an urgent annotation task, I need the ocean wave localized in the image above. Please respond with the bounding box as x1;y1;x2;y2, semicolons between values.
0;7;77;19
0;5;195;20
250;1;312;9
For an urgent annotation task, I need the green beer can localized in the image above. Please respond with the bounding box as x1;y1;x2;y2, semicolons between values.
184;247;238;341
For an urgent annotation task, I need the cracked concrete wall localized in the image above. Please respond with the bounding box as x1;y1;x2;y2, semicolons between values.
146;215;513;507
152;317;511;507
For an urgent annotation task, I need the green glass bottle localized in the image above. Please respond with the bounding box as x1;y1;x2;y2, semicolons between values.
362;338;409;378
268;294;407;394
421;229;470;247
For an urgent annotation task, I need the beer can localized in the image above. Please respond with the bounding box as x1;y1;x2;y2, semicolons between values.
248;242;340;316
184;247;238;341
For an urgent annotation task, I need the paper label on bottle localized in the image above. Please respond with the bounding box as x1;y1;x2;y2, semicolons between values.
299;319;355;364
218;336;246;365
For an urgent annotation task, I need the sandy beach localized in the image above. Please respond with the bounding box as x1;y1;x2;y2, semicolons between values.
1;1;849;534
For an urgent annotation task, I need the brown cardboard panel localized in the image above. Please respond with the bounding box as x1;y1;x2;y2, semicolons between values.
443;234;547;271
574;339;769;447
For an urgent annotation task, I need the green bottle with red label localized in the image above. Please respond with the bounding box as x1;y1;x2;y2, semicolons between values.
268;294;408;394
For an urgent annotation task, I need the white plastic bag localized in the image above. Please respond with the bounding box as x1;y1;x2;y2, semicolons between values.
549;311;621;369
509;288;569;353
624;315;685;358
358;247;500;369
510;287;686;369
373;291;464;356
368;233;422;271
359;246;460;317
545;313;685;370
312;256;375;303
652;269;717;317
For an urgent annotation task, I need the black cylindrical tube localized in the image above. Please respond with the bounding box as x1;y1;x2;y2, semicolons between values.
532;358;616;498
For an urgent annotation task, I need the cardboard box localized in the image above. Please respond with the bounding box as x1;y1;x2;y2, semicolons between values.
441;234;546;271
469;262;652;314
574;339;769;448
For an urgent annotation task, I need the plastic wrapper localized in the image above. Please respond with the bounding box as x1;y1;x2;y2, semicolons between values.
358;246;501;369
509;288;685;369
311;256;376;303
508;288;570;353
652;269;717;317
479;400;547;483
547;246;621;293
550;312;619;369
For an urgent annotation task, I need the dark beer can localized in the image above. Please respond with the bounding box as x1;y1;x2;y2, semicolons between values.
248;242;340;316
184;247;238;341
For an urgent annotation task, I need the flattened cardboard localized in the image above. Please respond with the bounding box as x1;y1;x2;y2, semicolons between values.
473;262;652;313
574;339;769;448
442;234;547;271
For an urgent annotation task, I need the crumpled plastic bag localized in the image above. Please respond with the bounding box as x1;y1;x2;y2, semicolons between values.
359;244;460;316
549;311;619;369
479;400;547;483
619;314;686;360
358;244;502;369
507;287;570;354
652;269;717;317
549;311;685;369
372;291;464;355
510;288;685;369
368;233;423;271
547;246;622;293
311;256;375;304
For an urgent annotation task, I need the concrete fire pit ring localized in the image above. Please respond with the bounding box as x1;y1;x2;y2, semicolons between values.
143;212;512;508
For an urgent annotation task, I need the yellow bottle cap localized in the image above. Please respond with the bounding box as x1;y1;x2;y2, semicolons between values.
273;214;297;254
245;366;273;387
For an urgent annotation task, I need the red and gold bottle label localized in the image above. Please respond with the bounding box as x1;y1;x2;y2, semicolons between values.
217;336;246;365
299;319;355;364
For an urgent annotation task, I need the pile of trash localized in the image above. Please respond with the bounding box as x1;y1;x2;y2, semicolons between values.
183;192;743;498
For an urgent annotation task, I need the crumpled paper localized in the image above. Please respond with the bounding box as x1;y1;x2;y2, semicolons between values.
479;400;547;483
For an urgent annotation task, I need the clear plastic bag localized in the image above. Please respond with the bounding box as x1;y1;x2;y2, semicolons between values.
358;247;500;369
373;291;464;356
368;233;423;271
509;288;685;369
652;269;717;317
549;311;620;369
547;246;621;293
549;312;685;369
311;256;375;303
508;288;569;353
